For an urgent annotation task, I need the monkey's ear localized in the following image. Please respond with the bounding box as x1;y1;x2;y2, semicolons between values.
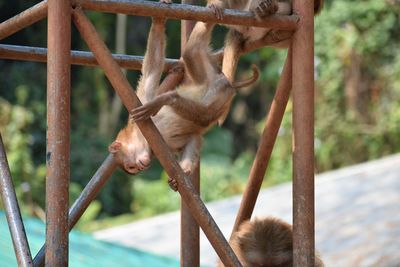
108;141;122;153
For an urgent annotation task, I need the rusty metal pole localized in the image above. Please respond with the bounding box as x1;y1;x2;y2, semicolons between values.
45;0;71;266
0;134;33;267
76;0;298;30
0;44;180;71
291;0;315;266
33;154;117;267
180;164;200;267
0;1;48;41
230;50;292;236
180;6;200;266
72;8;241;267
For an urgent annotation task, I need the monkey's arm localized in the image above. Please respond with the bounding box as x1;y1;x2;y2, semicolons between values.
131;88;232;127
136;18;166;103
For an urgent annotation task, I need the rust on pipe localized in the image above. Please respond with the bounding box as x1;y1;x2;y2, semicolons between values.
75;0;298;30
0;44;180;71
230;49;292;236
180;8;200;266
0;134;33;267
45;0;71;266
0;1;48;41
33;154;117;267
72;7;242;267
291;0;315;266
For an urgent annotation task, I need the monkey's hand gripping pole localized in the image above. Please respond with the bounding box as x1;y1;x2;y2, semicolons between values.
71;6;242;267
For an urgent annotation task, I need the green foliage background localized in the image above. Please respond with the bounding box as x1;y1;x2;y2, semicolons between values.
0;0;399;230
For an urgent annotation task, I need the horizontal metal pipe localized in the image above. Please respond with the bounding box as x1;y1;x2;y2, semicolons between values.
0;1;48;41
76;0;299;30
0;32;294;71
72;7;241;267
0;44;180;71
33;154;117;267
0;134;33;267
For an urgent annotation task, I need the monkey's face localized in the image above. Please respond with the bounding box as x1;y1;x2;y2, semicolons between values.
108;124;152;174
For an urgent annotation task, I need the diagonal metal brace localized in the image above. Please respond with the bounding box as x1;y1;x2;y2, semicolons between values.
72;7;242;267
0;133;33;267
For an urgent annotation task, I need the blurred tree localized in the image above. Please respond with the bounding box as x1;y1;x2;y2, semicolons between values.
314;0;400;170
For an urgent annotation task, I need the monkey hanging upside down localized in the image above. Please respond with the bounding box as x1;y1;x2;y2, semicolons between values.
207;0;324;81
219;217;325;267
109;14;259;190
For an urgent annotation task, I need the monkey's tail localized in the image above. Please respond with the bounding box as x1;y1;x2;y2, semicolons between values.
231;64;259;89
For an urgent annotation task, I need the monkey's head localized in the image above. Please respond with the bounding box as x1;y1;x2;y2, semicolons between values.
108;122;152;174
233;217;293;267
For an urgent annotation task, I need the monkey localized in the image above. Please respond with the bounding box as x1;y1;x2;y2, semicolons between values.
109;13;259;188
218;216;325;267
207;0;324;38
206;0;324;82
108;17;166;175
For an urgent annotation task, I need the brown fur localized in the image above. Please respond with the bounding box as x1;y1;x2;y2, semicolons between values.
110;15;259;184
207;0;324;81
219;217;324;267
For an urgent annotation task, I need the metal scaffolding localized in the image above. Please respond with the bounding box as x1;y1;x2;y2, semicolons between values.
0;0;315;266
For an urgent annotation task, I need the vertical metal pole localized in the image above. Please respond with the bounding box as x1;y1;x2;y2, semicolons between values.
0;134;33;267
180;8;200;267
46;0;71;266
180;165;200;267
291;0;315;266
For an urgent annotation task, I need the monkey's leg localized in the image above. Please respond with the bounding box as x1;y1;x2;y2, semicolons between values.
222;30;244;82
136;18;166;103
248;0;279;19
182;21;217;85
168;135;202;191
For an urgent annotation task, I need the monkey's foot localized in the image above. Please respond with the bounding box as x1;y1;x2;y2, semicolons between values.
268;30;289;43
207;3;224;20
159;0;172;3
168;177;178;191
169;64;184;75
250;0;278;19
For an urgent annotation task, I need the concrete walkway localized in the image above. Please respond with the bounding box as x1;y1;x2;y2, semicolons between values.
94;154;400;267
